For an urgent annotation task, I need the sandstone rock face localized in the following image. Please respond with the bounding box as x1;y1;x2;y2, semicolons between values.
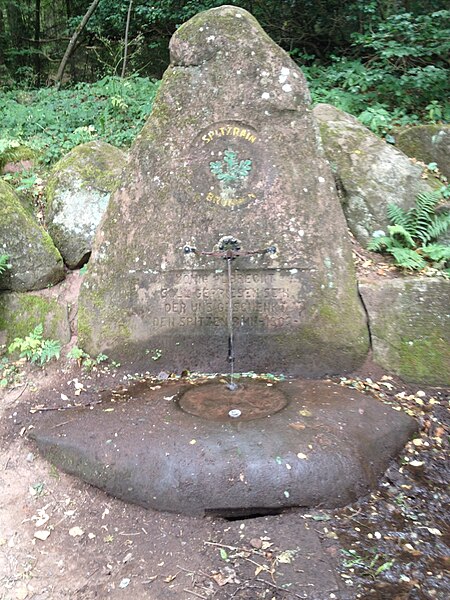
46;141;126;269
359;278;450;386
0;180;64;291
314;104;439;247
397;125;450;180
78;7;369;376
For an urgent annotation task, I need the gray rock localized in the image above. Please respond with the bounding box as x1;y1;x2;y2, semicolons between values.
46;141;126;269
396;125;450;179
78;6;369;376
0;180;64;292
359;277;450;385
313;103;440;247
30;378;417;515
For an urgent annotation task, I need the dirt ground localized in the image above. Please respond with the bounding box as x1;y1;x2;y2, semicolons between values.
0;355;448;600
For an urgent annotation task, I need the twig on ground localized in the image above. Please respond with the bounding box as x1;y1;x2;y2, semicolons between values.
183;589;207;599
204;541;241;551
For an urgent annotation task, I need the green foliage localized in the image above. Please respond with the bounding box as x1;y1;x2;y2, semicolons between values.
304;10;450;133
368;192;450;272
0;254;11;275
341;548;394;580
0;356;21;388
0;76;159;165
67;346;110;371
145;348;162;361
8;324;61;366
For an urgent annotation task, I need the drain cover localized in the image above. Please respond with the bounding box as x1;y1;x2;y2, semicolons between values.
178;381;288;421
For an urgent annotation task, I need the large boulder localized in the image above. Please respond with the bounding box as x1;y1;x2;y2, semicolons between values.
0;180;64;291
359;278;450;386
313;104;440;247
78;6;369;376
396;125;450;180
46;141;126;269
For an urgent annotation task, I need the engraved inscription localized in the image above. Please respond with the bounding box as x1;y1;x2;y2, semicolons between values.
149;270;306;332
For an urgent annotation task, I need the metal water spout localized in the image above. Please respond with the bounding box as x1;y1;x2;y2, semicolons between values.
183;237;276;391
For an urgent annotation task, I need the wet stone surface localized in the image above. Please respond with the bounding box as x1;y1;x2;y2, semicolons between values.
30;378;417;516
179;381;288;421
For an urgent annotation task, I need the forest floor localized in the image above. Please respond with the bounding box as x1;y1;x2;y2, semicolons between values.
0;354;448;600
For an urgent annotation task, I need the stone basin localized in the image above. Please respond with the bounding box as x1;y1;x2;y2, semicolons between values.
30;378;417;516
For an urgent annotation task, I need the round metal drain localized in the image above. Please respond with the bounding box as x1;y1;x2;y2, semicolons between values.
178;381;288;422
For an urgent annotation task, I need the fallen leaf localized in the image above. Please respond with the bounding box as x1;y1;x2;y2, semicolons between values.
219;548;228;560
289;422;306;431
69;526;84;537
34;530;51;541
211;568;236;586
34;514;50;527
298;409;312;417
15;584;28;600
164;574;177;583
277;549;296;564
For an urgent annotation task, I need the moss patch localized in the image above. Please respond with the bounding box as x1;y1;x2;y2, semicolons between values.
0;292;71;346
397;334;450;386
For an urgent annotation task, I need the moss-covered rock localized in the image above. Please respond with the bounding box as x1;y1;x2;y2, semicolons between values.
313;104;441;247
0;180;64;292
46;141;126;269
0;142;36;171
359;278;450;386
396;125;450;180
78;7;369;376
0;291;71;347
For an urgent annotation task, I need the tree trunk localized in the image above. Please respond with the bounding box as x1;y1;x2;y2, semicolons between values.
121;0;133;78
34;0;41;86
54;0;101;89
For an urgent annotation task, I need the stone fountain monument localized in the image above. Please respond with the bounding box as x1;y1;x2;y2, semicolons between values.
31;6;416;517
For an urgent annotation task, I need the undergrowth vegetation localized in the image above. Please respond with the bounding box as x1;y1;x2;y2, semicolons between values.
303;10;450;133
368;191;450;273
8;324;61;366
0;76;159;166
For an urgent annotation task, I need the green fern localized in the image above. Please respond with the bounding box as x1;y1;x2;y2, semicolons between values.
389;248;427;270
420;244;450;263
386;204;413;233
387;225;415;249
425;213;450;242
0;254;10;275
8;324;61;366
369;191;450;272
